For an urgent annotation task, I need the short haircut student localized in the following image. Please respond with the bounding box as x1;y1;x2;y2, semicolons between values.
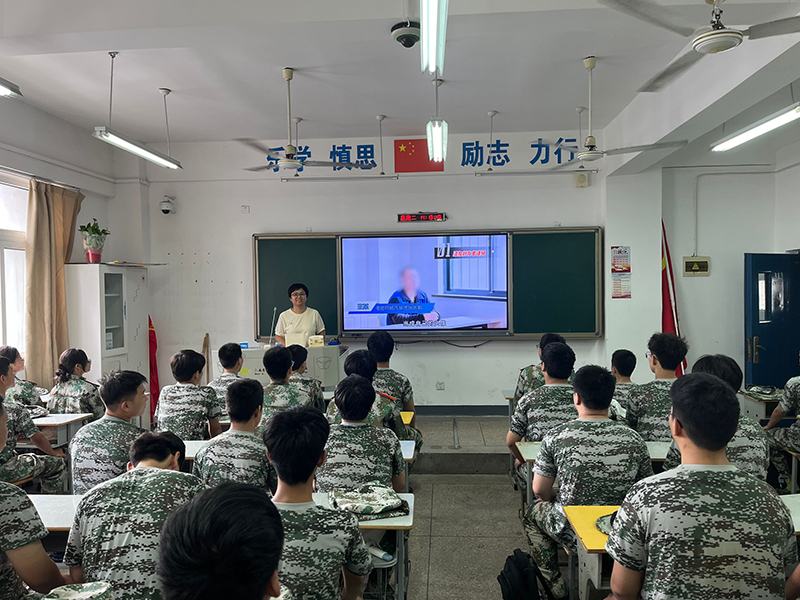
539;333;566;349
573;365;616;410
670;373;739;451
0;357;11;380
171;350;206;383
691;354;743;393
287;282;309;299
262;347;292;381
611;349;636;378
99;370;147;409
157;483;284;600
129;431;187;468
226;379;264;423
263;406;330;485
367;331;395;363
217;343;243;370
647;332;689;372
288;345;308;371
334;374;376;421
541;342;575;380
344;349;378;382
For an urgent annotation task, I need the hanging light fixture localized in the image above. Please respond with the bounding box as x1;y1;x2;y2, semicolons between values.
421;0;448;74
92;52;182;169
0;75;22;98
426;78;447;162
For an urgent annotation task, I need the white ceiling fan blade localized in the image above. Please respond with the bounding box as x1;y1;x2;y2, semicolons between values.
235;138;282;159
638;51;705;92
745;16;800;40
603;140;688;155
597;0;696;37
244;164;277;172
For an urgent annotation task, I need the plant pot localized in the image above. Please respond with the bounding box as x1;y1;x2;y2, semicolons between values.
82;233;106;264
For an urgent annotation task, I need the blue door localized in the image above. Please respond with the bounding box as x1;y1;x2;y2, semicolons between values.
744;253;800;387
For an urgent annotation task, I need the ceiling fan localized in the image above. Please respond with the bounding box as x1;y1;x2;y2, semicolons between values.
552;56;688;169
238;67;374;173
598;0;800;92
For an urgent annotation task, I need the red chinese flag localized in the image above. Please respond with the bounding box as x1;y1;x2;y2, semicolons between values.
394;139;445;173
148;316;161;419
661;221;687;376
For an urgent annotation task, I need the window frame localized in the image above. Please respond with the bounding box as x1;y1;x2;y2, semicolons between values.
440;234;508;300
0;178;27;347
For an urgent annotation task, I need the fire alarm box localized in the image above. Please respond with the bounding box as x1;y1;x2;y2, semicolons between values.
682;256;710;277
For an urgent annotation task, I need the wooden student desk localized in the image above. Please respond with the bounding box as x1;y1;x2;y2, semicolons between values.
31;492;415;600
31;413;93;448
400;412;414;426
502;389;516;487
564;505;618;600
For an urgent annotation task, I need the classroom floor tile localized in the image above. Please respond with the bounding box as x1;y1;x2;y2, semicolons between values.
430;483;522;538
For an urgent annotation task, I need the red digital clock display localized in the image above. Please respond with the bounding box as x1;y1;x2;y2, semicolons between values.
398;212;447;223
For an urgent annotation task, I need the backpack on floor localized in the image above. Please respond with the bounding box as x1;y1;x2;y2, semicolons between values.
497;549;557;600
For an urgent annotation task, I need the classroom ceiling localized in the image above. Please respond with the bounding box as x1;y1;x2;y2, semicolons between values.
0;1;799;143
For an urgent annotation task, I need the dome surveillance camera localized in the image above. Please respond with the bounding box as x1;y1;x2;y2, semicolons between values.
160;196;175;215
391;21;421;48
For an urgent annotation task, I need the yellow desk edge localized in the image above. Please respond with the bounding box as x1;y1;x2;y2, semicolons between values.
563;505;619;554
400;411;414;425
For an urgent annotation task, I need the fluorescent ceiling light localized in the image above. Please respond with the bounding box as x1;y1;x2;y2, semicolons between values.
281;175;399;183
92;126;182;169
0;76;22;98
427;117;448;162
712;103;800;152
421;0;448;74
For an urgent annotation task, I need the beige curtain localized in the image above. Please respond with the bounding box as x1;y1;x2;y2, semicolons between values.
24;180;85;386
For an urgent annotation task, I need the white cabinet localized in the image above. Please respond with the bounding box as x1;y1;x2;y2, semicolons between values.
65;264;151;427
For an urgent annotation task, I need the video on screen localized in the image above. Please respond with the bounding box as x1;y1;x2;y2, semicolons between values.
341;234;509;332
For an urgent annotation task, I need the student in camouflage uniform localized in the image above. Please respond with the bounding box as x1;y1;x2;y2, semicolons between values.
317;374;405;493
0;346;46;407
48;349;105;420
507;342;576;464
207;342;244;415
265;406;373;599
0;401;70;598
158;482;286;600
69;370;148;494
626;332;688;441
259;347;314;433
512;333;575;406
525;365;653;598
65;431;205;599
0;357;67;493
609;349;637;420
607;373;796;600
763;375;800;487
155;349;223;441
662;355;769;480
288;344;325;411
193;378;277;493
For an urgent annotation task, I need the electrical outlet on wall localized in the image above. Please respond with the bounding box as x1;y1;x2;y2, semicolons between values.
306;227;313;232
241;205;250;214
435;381;445;391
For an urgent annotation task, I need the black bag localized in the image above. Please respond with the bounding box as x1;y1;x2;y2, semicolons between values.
497;549;557;600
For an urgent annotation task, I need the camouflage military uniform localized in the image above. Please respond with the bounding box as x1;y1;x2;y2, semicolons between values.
43;582;113;600
0;481;49;600
154;383;222;441
625;379;675;442
524;419;653;598
69;415;146;494
289;372;325;411
663;413;769;480
207;372;241;415
509;384;576;442
373;368;424;466
48;376;105;421
316;423;405;492
274;501;373;599
257;382;313;435
765;376;800;482
64;467;205;600
513;365;575;406
6;378;45;407
192;429;276;493
0;400;67;493
606;464;796;599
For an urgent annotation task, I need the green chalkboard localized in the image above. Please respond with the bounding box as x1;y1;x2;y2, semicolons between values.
512;229;602;337
254;236;339;340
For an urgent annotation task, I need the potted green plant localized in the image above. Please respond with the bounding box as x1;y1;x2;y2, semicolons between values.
78;218;110;263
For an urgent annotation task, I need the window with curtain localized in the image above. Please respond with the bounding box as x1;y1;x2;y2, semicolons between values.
0;182;27;348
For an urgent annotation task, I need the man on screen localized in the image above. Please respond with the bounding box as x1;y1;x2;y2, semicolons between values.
387;267;440;325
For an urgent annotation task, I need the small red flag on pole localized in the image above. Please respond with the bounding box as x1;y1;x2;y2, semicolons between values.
661;221;687;376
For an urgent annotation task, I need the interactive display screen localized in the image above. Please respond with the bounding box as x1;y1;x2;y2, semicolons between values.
340;234;509;333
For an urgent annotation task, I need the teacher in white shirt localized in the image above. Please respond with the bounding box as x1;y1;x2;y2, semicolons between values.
274;283;326;347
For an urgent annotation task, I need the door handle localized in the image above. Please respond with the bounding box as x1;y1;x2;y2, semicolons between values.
746;338;752;363
754;336;766;364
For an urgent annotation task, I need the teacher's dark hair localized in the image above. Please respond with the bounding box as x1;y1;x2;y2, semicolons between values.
287;283;309;299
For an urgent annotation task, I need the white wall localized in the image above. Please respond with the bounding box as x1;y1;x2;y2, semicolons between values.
662;168;776;369
775;142;800;253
